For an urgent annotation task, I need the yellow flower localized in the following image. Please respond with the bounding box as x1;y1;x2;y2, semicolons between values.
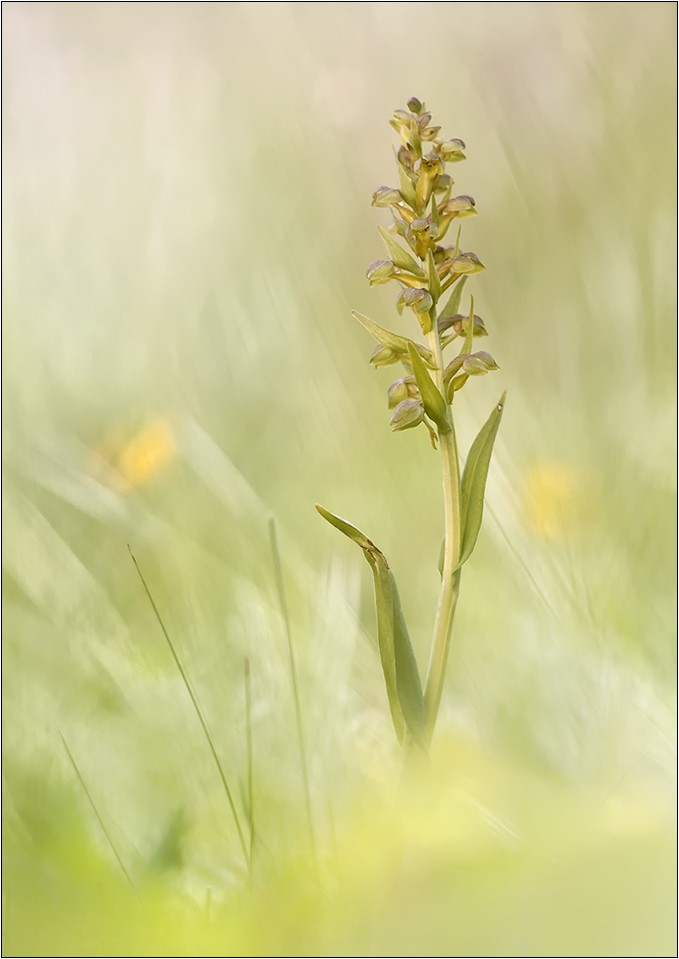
523;462;586;539
91;417;175;492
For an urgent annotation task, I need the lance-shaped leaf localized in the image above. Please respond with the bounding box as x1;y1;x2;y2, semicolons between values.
430;191;440;230
315;506;427;750
352;311;437;368
398;163;417;209
377;225;425;277
397;161;417;209
457;392;506;568
409;118;422;159
437;275;468;322
426;249;441;303
461;294;476;358
407;343;449;430
351;311;409;353
389;566;428;751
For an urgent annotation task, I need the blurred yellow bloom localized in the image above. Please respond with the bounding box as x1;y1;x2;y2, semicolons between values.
91;417;175;492
523;462;586;539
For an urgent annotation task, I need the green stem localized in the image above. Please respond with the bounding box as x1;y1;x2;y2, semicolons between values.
423;323;462;740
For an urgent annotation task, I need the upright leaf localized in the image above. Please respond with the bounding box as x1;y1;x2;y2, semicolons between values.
426;249;441;303
397;163;417;208
437;275;468;322
458;392;506;567
390;569;427;751
460;294;475;358
430;191;440;229
315;505;427;750
407;343;449;430
371;556;405;744
377;225;425;277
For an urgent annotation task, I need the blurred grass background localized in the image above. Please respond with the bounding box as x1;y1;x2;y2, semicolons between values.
2;3;676;956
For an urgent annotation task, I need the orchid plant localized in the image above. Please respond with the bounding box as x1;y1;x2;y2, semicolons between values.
317;98;505;754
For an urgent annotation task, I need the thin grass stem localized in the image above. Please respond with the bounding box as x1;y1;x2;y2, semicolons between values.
244;657;255;885
268;518;318;875
127;545;250;872
59;731;134;889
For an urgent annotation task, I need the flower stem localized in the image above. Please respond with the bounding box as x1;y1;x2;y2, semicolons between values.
423;324;462;739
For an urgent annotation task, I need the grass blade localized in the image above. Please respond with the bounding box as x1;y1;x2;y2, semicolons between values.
268;518;318;874
59;732;134;890
127;546;250;872
244;657;255;884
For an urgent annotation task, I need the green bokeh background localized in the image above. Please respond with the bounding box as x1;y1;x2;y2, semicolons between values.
2;3;676;956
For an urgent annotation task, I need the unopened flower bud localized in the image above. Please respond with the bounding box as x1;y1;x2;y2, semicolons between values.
397;146;415;172
369;344;399;368
462;350;500;375
366;259;397;285
438;313;488;338
372;186;403;207
403;287;433;314
439;139;467;162
420;125;441;142
406;97;423;114
433;173;452;194
440;195;476;217
436;196;477;239
450;252;486;275
387;375;419;408
390;398;425;432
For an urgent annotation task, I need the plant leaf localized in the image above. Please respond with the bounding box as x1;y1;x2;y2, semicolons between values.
397;163;417;208
437;275;468;322
314;505;375;550
389;567;427;751
351;311;410;353
352;311;437;368
377;225;425;277
426;249;441;303
315;505;427;750
430;191;440;229
407;343;449;430
460;294;475;358
457;392;506;567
